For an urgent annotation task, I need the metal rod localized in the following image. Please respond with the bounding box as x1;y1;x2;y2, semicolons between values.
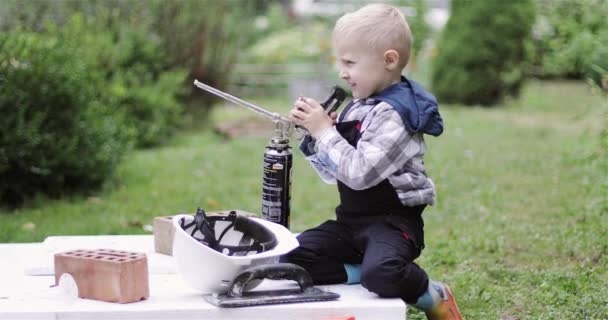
193;80;291;125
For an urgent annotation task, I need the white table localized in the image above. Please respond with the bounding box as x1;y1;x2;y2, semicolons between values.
0;235;406;320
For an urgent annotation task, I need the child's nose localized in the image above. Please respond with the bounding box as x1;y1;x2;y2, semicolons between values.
339;69;349;80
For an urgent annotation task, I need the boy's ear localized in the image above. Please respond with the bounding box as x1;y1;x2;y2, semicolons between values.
383;50;400;71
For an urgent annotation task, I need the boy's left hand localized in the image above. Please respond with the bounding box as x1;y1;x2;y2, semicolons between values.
289;97;335;139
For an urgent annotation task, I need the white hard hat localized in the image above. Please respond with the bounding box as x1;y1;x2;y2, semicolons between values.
172;209;299;294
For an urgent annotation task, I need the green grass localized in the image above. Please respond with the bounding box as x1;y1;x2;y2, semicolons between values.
1;80;607;319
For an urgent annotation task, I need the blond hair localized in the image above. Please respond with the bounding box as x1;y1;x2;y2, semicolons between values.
333;3;413;69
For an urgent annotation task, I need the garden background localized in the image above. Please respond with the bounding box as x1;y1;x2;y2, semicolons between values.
1;0;607;319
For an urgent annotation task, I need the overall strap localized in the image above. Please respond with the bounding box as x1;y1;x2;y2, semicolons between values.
337;100;357;123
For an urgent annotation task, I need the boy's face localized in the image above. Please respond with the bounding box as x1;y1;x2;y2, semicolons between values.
334;40;390;100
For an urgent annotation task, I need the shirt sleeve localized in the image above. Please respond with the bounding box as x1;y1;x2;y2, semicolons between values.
298;135;337;184
314;105;421;190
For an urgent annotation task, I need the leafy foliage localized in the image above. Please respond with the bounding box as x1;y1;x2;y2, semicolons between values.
586;44;608;91
56;14;186;148
111;70;186;148
0;2;187;149
533;0;608;83
0;1;273;206
431;0;536;106
0;0;277;207
0;33;134;206
154;0;260;123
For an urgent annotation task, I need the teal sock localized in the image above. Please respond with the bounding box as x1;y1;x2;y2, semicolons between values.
413;280;445;311
344;264;361;284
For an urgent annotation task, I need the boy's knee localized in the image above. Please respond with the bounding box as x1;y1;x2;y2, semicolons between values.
360;259;404;297
361;258;428;301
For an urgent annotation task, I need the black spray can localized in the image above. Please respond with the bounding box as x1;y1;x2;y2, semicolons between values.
262;138;292;229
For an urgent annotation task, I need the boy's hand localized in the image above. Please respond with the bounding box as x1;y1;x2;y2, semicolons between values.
289;97;336;139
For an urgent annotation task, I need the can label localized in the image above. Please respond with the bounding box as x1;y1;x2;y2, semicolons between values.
262;150;292;229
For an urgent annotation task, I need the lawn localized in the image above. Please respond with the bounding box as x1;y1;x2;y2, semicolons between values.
1;80;607;319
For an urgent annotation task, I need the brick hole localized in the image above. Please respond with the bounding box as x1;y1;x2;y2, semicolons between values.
85;255;93;258
118;259;125;262
100;253;128;258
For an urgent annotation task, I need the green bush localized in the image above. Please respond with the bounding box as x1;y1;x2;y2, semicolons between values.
533;0;608;80
2;4;187;148
103;27;185;148
59;14;185;148
0;32;134;206
586;39;608;90
431;0;536;106
111;70;185;147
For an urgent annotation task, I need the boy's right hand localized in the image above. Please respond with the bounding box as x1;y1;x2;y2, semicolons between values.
289;97;337;138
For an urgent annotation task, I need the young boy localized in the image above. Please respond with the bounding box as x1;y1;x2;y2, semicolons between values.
284;4;462;320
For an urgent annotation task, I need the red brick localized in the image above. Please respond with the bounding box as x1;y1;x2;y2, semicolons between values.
54;249;149;303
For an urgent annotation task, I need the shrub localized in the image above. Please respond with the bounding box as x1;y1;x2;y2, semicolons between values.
431;0;536;106
0;32;134;206
59;13;186;148
533;0;608;80
585;37;608;90
111;70;186;147
1;4;188;148
102;27;185;148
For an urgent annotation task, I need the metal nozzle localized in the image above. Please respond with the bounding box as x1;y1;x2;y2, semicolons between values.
193;80;292;125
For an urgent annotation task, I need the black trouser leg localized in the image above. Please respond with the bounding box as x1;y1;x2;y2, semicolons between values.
356;215;429;304
282;212;429;304
281;220;363;284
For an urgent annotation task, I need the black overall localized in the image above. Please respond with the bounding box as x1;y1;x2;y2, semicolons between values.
283;120;429;303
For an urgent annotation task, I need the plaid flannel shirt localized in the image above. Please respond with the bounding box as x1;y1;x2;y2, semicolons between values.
300;98;437;206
